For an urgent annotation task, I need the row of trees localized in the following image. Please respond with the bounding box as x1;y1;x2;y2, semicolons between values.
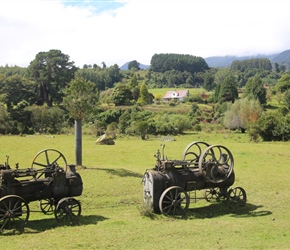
230;58;272;72
1;49;290;141
150;53;209;74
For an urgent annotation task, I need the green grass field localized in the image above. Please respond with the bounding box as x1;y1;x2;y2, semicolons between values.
0;132;290;249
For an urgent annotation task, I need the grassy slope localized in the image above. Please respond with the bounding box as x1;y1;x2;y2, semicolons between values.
0;133;290;249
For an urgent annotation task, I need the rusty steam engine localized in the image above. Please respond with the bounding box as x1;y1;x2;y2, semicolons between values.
0;149;83;233
142;141;246;215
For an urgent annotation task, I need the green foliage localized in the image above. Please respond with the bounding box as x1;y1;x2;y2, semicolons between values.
223;98;263;132
150;53;209;74
128;60;140;70
0;65;27;77
254;113;290;141
203;70;216;91
0;74;37;110
63;77;97;120
76;64;121;91
106;121;119;137
137;82;150;104
98;88;114;105
230;58;272;72
191;103;199;113
134;120;149;140
216;75;238;103
275;72;290;93
0;103;11;134
244;75;267;105
111;84;132;106
27;49;77;106
26;104;65;134
188;93;204;103
96;108;123;125
284;89;290;110
154;113;191;135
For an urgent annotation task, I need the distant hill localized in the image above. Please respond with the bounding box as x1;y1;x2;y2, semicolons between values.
271;50;290;65
119;62;150;70
205;50;290;69
120;50;290;70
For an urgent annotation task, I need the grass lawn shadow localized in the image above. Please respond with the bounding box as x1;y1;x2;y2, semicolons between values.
86;167;143;178
172;202;272;220
1;215;108;236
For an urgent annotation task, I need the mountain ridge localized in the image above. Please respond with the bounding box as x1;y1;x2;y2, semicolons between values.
120;50;290;70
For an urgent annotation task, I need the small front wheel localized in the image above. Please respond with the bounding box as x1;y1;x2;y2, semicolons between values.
204;188;220;202
40;198;55;215
54;197;81;223
228;187;247;208
159;186;189;216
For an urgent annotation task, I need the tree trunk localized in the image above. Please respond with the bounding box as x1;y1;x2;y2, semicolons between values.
75;119;82;165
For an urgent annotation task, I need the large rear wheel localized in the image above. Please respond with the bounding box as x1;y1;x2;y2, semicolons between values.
0;195;29;233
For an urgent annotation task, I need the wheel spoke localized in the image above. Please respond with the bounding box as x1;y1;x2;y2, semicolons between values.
44;150;50;165
51;154;62;165
33;162;48;168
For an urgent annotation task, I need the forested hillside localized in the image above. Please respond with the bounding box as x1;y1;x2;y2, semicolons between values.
1;50;290;141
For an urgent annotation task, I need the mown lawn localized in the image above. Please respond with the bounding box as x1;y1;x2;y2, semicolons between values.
0;132;290;249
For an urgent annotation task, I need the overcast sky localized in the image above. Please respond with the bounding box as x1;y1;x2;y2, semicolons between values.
1;0;290;68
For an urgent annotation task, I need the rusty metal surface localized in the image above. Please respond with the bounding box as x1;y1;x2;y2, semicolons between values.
0;148;83;233
142;141;246;215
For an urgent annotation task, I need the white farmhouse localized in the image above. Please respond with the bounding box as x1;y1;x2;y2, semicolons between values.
162;90;189;102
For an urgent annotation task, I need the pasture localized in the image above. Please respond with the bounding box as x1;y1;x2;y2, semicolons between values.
0;132;290;249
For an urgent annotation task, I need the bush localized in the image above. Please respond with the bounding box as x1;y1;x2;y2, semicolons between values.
255;113;290;141
193;124;202;132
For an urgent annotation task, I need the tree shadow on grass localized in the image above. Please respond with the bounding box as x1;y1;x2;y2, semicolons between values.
0;214;108;236
86;167;143;178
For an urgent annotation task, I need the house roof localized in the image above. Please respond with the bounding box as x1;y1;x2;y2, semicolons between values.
163;90;189;99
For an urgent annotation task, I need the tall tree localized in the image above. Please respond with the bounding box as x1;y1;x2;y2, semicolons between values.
284;89;290;110
27;49;77;106
137;82;150;104
275;73;290;93
217;75;238;103
128;60;140;70
203;71;215;91
111;84;132;106
244;75;267;105
0;74;37;110
63;77;97;165
63;77;97;120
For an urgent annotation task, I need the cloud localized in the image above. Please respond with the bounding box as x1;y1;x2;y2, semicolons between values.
1;0;290;67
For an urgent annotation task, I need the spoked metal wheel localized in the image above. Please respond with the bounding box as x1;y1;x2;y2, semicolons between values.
204;187;220;202
227;187;247;208
40;198;55;215
0;195;29;233
182;141;211;164
54;197;81;223
159;186;189;216
31;149;67;178
199;145;234;183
